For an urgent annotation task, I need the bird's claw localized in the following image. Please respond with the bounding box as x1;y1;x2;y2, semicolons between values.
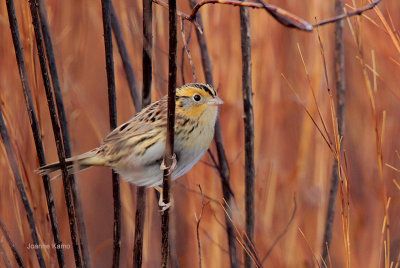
160;153;177;176
155;186;174;213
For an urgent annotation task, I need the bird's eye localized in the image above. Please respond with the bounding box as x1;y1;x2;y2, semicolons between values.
193;94;201;102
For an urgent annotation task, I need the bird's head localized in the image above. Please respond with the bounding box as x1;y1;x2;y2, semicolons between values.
175;83;223;119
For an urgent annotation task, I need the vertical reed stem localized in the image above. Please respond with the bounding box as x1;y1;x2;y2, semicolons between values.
5;0;65;266
28;0;83;266
188;0;238;266
161;0;177;266
239;2;255;267
37;0;91;265
321;0;345;263
133;0;153;266
110;3;141;111
101;0;121;267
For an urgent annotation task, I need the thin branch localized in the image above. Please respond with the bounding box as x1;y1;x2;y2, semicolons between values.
37;0;91;265
314;0;381;27
133;0;153;265
239;1;256;267
0;217;25;267
101;0;121;267
155;0;381;32
29;0;86;265
188;0;238;266
161;0;177;266
180;20;197;82
262;196;297;263
195;185;208;268
110;3;141;111
321;0;346;263
5;0;65;266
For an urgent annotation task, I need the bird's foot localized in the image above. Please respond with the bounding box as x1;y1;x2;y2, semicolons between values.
155;186;174;213
159;153;177;176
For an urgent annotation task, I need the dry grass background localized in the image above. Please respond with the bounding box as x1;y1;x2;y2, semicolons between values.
0;0;400;267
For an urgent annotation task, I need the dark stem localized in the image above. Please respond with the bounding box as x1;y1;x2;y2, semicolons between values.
321;0;346;264
188;0;238;266
28;0;84;266
5;0;65;267
133;0;153;266
37;0;91;266
0;217;25;268
161;0;177;266
239;2;256;267
110;3;141;111
101;0;121;267
0;106;45;268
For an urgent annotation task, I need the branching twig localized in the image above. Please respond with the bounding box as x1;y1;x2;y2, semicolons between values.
155;0;381;32
0;216;25;267
5;0;65;266
161;0;177;266
314;0;381;27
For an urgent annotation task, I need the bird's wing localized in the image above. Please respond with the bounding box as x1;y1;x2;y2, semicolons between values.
104;97;167;143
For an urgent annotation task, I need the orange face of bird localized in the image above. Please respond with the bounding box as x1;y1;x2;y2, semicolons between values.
175;84;223;119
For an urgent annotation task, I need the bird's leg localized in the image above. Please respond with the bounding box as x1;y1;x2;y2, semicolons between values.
159;153;177;176
154;186;174;213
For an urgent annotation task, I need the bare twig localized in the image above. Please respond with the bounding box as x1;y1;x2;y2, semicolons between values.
239;1;256;267
133;0;153;265
321;0;346;264
195;185;209;268
180;20;197;82
188;0;238;266
161;0;177;266
0;217;25;267
111;3;141;111
28;0;83;266
101;0;121;267
155;0;381;32
314;0;381;27
262;196;297;263
5;0;65;266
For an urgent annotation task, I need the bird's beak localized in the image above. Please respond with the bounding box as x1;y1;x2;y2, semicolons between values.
207;97;224;105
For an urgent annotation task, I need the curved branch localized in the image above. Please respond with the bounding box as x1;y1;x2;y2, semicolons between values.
153;0;382;32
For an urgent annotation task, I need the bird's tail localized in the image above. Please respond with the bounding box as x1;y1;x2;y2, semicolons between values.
35;150;106;176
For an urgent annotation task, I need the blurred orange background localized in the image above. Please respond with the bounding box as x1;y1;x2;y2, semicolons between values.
1;0;400;267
